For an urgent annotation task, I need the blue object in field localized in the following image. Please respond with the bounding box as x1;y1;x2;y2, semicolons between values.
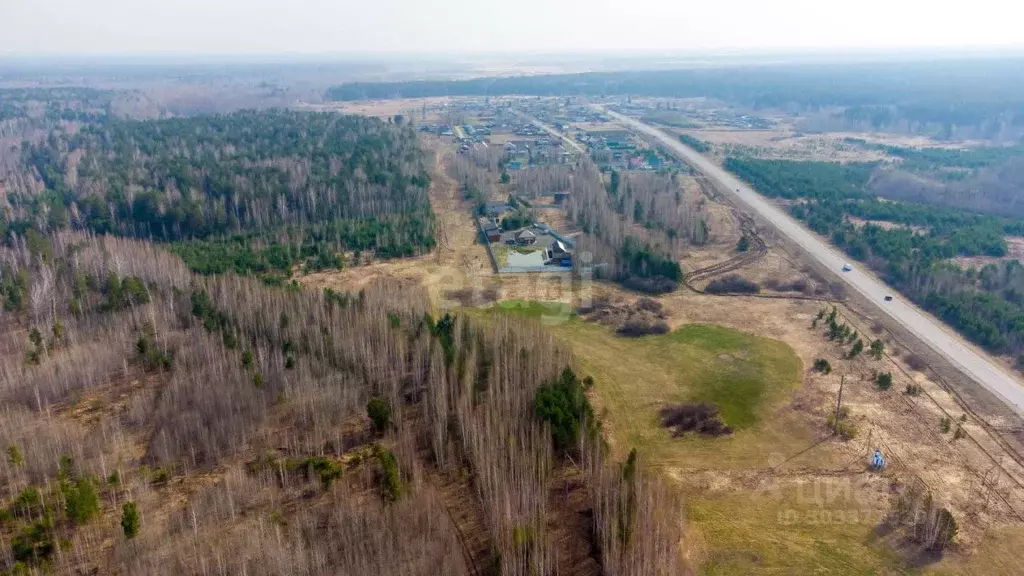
871;449;886;470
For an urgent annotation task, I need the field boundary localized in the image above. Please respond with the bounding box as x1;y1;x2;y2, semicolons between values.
474;217;500;273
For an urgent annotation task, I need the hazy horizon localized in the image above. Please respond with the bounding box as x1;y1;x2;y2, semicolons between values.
4;0;1023;56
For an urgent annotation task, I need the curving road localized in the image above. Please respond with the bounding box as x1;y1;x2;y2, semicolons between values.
605;108;1024;417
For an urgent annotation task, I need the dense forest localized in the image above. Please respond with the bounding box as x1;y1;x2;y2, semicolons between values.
0;230;685;574
837;140;1024;220
327;59;1024;139
844;139;1024;177
0;88;115;124
2;110;436;279
725;157;1024;357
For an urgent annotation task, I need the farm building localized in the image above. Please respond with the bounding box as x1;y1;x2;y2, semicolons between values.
481;221;502;243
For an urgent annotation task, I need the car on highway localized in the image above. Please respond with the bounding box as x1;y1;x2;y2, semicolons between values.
884;295;894;302
841;263;853;272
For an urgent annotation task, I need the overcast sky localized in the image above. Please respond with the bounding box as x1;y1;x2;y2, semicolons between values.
2;0;1022;55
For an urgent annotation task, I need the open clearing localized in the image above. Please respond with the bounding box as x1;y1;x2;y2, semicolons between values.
489;300;914;573
672;127;891;163
488;289;1024;574
298;96;457;118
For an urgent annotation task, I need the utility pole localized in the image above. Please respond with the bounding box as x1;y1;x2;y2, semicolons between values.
833;374;845;435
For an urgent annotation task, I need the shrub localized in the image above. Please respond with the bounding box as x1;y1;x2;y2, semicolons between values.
617;318;670;337
301;457;343;489
62;475;99;525
940;417;952;433
781;279;809;292
366;396;393;433
906;354;926;371
953;425;966;440
11;518;54;564
659;403;732;436
869;339;885;358
621;276;678;294
837;421;858;439
848;338;864;358
12;487;44;519
121;502;140;539
376;447;402;502
906;383;923;396
826;409;857;439
512;525;535;549
876;372;893;390
150;467;170;485
6;444;23;467
534;368;596;452
813;358;832;374
136;326;172;370
736;235;750;252
635;297;663;314
704;274;760;295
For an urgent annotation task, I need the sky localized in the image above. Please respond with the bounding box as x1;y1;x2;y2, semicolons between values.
2;0;1023;56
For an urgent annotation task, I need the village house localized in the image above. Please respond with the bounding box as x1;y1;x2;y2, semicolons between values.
514;229;537;246
547;239;572;266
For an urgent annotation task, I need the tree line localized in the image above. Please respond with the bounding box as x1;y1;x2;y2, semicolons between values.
326;59;1024;138
3;110;436;279
726;157;1024;356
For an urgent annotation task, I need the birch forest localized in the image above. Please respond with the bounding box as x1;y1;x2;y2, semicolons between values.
0;105;686;573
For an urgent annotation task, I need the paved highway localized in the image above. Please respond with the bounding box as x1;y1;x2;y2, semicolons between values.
606;108;1024;417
